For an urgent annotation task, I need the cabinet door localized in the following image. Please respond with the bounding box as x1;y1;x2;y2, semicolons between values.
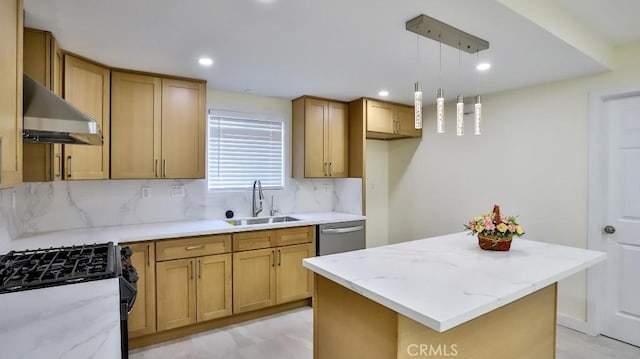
156;258;196;331
327;102;349;177
395;105;421;137
111;72;161;179
233;248;276;313
63;55;110;179
276;243;315;304
161;79;206;179
0;0;23;189
197;253;232;322
304;98;328;177
366;100;394;134
23;29;57;182
127;242;156;337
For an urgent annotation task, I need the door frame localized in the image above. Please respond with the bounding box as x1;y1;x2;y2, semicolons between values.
587;86;640;336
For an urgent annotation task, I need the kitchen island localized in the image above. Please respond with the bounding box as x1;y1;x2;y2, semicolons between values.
303;232;606;359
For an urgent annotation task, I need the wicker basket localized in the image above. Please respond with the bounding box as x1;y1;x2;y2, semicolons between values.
478;233;513;251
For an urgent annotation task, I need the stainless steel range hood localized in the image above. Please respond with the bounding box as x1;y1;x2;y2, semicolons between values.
22;74;103;145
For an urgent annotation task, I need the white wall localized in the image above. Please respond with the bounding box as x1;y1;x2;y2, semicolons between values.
387;41;640;322
365;139;389;248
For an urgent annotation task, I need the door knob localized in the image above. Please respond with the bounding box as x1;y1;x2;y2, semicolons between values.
603;225;616;234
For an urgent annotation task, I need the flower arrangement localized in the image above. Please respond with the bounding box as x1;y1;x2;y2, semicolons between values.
464;205;525;239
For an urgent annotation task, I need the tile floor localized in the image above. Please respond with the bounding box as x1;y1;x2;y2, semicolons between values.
130;307;640;359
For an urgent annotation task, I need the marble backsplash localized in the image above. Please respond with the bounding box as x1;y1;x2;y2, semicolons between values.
0;177;362;238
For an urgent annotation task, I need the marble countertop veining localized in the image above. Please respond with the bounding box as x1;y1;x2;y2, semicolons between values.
0;278;122;359
303;232;606;333
2;212;365;252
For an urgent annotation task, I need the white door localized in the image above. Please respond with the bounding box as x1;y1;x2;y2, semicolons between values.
601;95;640;347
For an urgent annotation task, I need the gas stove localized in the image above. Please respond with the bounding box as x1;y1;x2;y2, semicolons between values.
0;242;118;293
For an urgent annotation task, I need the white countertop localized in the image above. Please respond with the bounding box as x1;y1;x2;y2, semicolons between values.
2;212;365;252
303;232;606;333
0;278;122;359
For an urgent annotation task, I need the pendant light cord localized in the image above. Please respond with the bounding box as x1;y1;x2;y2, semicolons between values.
439;34;443;87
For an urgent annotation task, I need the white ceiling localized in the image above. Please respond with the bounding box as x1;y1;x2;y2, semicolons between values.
23;0;640;105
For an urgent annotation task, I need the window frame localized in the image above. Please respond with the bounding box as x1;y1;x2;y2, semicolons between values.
206;108;286;192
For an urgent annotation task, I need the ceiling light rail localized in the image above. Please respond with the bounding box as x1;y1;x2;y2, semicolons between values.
405;15;489;54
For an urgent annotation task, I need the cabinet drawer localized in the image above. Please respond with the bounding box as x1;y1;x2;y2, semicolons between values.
274;226;314;247
156;235;231;261
233;230;274;252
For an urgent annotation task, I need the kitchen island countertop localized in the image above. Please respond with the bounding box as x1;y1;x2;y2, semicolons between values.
303;232;606;333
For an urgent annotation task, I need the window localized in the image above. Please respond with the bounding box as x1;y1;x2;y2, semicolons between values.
208;111;284;190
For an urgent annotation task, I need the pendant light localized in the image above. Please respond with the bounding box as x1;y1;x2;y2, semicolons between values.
414;35;422;129
474;95;482;135
436;36;445;133
456;44;464;136
405;14;489;136
474;51;483;135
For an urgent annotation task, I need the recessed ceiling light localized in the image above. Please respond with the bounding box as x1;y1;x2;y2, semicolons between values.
476;62;491;71
378;90;389;97
198;57;214;66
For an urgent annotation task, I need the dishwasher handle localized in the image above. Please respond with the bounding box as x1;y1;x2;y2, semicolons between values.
321;226;364;235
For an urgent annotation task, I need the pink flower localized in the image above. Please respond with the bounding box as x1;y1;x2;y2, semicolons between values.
485;221;495;230
508;224;516;232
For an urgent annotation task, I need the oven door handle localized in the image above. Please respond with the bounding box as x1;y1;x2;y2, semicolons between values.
321;226;364;234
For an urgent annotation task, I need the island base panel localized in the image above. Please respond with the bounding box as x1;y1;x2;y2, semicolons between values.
397;283;557;359
313;274;557;359
314;275;398;359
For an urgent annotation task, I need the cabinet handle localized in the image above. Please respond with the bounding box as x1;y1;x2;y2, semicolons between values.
272;249;276;267
54;154;62;178
163;159;167;178
66;156;72;178
147;245;151;267
190;260;194;280
185;245;205;251
323;162;328;176
277;249;281;266
329;162;333;177
154;159;158;178
198;259;202;279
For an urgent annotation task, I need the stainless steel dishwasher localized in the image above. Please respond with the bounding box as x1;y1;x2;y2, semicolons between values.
317;220;365;255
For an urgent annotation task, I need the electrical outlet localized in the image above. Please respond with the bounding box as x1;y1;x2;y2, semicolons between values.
170;185;185;198
141;186;150;199
324;183;329;192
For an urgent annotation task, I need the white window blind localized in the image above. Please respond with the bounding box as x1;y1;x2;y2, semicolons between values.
208;113;284;190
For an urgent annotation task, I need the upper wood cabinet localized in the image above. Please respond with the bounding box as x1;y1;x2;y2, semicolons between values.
126;242;156;338
111;73;205;179
366;100;419;137
161;79;206;179
364;99;422;140
23;28;64;182
292;96;349;178
0;0;23;189
63;54;110;179
111;72;161;179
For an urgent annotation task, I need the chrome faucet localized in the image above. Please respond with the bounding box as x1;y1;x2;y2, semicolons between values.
252;180;264;217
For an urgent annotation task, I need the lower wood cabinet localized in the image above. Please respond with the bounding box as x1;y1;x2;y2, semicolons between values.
126;242;156;338
276;243;315;304
233;226;316;314
233;248;276;313
156;253;232;331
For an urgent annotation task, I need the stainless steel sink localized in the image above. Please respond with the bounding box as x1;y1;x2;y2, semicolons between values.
225;216;300;226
